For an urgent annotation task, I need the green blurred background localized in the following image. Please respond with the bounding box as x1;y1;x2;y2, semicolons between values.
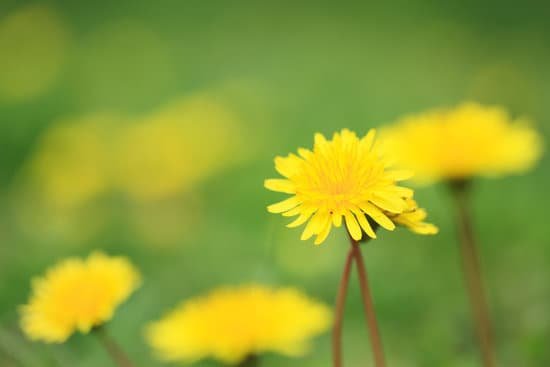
1;1;549;366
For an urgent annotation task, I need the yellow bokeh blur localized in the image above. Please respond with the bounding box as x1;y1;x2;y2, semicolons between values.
146;285;331;364
116;94;246;202
380;102;543;183
13;92;248;244
0;4;69;101
12;115;120;244
25;115;120;211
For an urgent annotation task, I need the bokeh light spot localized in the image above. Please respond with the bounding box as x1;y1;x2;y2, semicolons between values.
0;4;69;101
116;94;247;202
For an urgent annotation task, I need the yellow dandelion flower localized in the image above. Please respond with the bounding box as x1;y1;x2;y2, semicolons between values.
264;128;426;245
20;252;140;343
381;102;543;183
146;285;331;365
390;198;439;235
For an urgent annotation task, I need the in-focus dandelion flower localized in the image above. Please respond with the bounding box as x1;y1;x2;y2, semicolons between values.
381;102;543;183
20;252;140;343
146;285;331;365
265;129;427;244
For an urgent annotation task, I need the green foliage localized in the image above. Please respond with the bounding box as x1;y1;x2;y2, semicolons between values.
1;1;549;366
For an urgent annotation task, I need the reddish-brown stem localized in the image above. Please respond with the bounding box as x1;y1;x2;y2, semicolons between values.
332;245;355;367
95;327;135;367
349;237;386;367
452;182;496;367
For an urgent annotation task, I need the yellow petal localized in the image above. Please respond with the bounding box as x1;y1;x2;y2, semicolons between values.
344;212;362;241
386;170;414;182
418;223;439;235
360;203;396;230
351;208;376;239
402;220;439;235
282;206;302;217
287;211;313;228
406;208;428;221
267;197;301;213
298;148;314;160
314;218;332;245
314;133;327;147
300;211;327;241
274;154;302;178
264;179;295;194
361;129;377;152
390;186;414;198
332;211;343;227
370;194;406;213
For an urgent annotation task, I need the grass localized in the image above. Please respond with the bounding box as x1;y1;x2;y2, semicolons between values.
1;1;549;366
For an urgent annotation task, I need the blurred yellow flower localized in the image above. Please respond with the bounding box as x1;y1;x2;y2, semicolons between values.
117;94;245;201
390;198;438;235
12;115;121;245
265;129;422;244
381;102;543;183
146;285;331;365
25;115;119;210
0;4;68;101
20;252;140;343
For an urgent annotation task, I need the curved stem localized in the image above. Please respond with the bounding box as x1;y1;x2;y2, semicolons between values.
332;245;355;367
349;237;386;367
452;183;496;367
95;327;135;367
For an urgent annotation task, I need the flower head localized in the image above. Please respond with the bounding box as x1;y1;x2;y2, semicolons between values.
20;252;141;343
265;129;434;244
381;102;543;183
146;285;331;365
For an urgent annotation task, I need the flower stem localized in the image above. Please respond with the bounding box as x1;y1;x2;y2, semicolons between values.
451;182;496;367
332;246;355;367
349;237;386;367
95;327;135;367
238;354;259;367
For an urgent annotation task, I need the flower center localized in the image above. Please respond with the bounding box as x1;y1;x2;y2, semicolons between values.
297;167;376;209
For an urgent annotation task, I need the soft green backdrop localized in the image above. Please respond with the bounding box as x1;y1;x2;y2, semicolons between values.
1;1;549;366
